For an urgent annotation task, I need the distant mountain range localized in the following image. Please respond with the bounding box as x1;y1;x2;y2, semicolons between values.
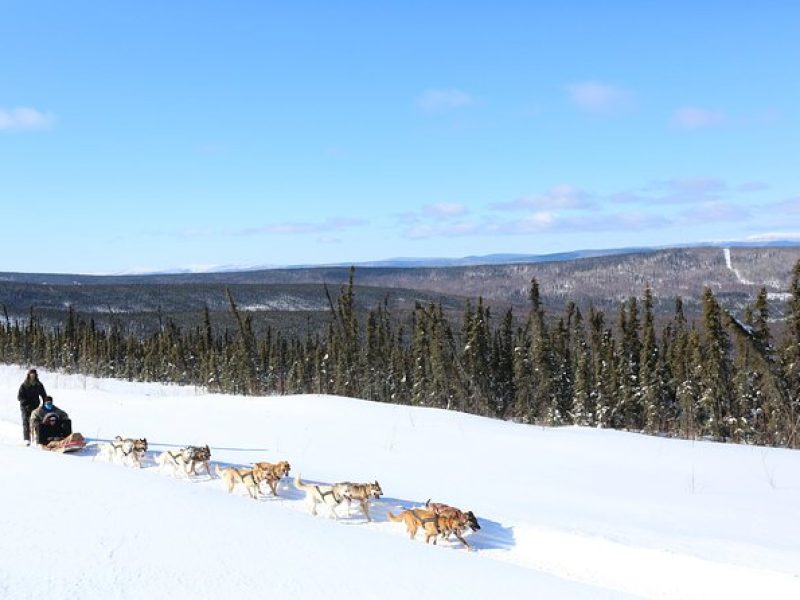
95;238;800;275
2;243;800;338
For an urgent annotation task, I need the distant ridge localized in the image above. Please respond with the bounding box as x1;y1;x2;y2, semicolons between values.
1;240;799;280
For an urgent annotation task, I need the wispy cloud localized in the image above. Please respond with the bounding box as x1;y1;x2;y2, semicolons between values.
773;196;800;213
416;88;473;112
489;211;670;235
400;176;773;241
678;202;750;223
738;181;770;192
0;106;55;131
659;177;727;193
615;177;730;205
405;221;480;239
746;231;800;242
492;185;594;211
240;217;368;236
566;82;632;114
403;209;672;239
317;236;343;244
423;202;468;217
672;107;726;129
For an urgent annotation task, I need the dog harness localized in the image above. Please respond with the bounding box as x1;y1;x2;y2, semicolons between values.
410;510;438;526
315;486;342;503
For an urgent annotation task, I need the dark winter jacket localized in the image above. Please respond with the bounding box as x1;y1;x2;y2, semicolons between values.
30;404;69;428
17;380;47;409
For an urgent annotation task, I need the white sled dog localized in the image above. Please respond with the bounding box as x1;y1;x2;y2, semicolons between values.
100;436;148;468
155;447;194;477
294;474;345;518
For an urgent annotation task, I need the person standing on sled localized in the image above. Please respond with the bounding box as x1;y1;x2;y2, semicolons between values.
17;369;47;445
29;396;69;446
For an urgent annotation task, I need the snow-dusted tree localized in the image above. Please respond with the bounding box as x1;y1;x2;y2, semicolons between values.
700;288;734;441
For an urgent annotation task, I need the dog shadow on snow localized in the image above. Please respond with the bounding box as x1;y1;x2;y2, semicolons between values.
81;441;516;552
212;465;516;553
367;494;516;552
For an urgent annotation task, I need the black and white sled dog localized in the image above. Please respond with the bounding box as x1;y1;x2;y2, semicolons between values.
100;436;148;468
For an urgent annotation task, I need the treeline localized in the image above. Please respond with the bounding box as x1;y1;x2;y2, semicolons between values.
2;265;799;448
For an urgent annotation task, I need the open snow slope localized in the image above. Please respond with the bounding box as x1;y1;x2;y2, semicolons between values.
1;366;799;599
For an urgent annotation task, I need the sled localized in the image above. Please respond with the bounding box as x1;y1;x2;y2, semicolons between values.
43;432;87;453
36;419;88;453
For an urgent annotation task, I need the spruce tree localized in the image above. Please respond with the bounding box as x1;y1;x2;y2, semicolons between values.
700;288;734;441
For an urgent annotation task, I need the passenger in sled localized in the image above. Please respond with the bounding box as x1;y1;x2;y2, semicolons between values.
30;396;85;451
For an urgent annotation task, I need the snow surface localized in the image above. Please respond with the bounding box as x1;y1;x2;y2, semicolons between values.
1;365;799;599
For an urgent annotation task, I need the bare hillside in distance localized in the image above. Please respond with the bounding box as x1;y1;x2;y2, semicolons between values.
1;246;798;335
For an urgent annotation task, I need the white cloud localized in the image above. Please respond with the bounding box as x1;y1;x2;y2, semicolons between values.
416;89;473;112
492;185;593;211
0;107;55;130
672;107;726;129
566;82;632;114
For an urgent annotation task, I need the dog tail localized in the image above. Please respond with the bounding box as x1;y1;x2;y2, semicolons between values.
386;511;403;522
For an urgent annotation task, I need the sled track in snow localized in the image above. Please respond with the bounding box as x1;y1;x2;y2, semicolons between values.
19;436;798;600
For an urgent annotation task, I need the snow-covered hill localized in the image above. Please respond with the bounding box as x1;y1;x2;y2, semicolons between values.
1;366;798;599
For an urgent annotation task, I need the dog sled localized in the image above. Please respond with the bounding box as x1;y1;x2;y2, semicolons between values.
35;418;87;453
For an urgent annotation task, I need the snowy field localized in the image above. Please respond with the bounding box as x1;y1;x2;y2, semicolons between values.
1;365;799;599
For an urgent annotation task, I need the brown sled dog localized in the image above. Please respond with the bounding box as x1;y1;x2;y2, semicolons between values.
252;461;291;496
425;501;480;532
387;509;442;544
185;445;212;477
335;481;383;522
218;465;265;499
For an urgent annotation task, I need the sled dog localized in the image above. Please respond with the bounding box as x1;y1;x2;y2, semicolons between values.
185;445;212;477
294;474;345;518
156;447;194;477
101;436;148;468
434;513;473;550
334;481;383;521
386;509;441;544
251;460;291;496
425;500;480;532
218;465;264;499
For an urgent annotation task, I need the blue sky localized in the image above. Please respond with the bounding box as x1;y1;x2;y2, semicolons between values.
1;1;798;273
